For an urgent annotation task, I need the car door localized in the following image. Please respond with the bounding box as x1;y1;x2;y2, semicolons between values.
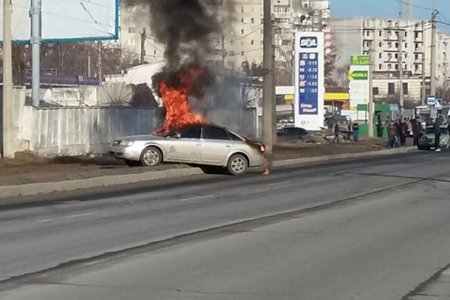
201;126;233;165
165;125;202;163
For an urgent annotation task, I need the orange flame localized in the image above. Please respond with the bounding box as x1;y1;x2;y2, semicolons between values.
156;68;207;134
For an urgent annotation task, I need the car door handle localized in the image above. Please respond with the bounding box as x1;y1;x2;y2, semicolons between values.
226;145;231;148
196;143;202;146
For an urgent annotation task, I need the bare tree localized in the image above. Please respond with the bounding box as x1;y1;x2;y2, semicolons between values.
100;82;133;106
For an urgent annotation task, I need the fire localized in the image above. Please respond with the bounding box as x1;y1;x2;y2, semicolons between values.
156;68;208;134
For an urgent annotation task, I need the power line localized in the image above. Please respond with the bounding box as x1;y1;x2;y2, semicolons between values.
392;0;434;11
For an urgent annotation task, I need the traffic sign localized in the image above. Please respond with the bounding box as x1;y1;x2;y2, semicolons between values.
349;70;369;81
350;55;370;66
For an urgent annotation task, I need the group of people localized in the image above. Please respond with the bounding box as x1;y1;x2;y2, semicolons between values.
386;115;450;150
386;118;421;148
331;120;360;144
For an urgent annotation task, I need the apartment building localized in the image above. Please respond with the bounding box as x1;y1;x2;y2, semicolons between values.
273;0;330;83
331;18;450;93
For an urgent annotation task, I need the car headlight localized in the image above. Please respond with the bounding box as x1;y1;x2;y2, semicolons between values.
120;140;134;146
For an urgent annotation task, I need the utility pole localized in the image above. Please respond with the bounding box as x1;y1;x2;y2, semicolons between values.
140;28;146;64
97;42;103;84
87;54;91;77
262;0;275;154
221;34;226;68
421;21;426;105
31;0;41;107
368;41;374;138
2;0;14;158
398;21;404;116
430;9;438;96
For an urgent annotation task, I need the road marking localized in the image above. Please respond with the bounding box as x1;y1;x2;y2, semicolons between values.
36;218;56;223
63;212;95;219
179;195;216;202
36;212;95;223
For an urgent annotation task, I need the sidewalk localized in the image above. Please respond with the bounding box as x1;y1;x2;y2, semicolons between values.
0;141;416;199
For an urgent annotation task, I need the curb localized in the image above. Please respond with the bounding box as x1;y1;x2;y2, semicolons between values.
0;168;204;199
0;147;417;199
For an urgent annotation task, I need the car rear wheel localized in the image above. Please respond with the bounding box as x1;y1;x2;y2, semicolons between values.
140;146;162;166
227;154;248;176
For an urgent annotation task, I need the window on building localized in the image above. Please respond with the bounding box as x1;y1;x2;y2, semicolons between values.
388;42;392;48
241;51;245;56
379;42;382;47
395;64;399;70
128;27;136;33
379;64;382;70
388;63;392;69
404;43;408;48
379;30;382;37
405;32;408;37
402;82;409;95
241;18;244;23
241;29;245;34
251;40;254;45
241;6;244;12
373;87;379;95
388;82;395;95
251;18;254;23
395;53;398;58
395;42;399;48
379;53;382;58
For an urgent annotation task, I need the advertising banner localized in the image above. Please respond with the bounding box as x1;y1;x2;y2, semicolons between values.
349;55;370;113
294;32;325;130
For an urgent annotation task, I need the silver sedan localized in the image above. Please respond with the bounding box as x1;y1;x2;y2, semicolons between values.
110;124;266;175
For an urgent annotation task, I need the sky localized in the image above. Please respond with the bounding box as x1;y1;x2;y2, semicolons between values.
331;0;450;32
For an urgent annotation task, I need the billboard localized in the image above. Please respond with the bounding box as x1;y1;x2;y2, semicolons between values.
349;55;370;113
0;0;119;42
294;32;325;130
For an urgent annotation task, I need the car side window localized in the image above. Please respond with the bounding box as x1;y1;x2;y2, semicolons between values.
179;126;201;139
202;126;230;140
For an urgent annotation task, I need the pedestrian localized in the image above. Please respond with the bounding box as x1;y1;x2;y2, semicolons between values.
412;118;422;146
399;119;407;147
434;114;444;152
352;121;359;142
346;120;352;141
333;122;340;144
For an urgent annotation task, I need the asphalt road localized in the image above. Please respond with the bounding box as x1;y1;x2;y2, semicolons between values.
1;151;450;299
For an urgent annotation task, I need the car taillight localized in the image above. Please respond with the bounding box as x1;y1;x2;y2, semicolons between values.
260;144;266;153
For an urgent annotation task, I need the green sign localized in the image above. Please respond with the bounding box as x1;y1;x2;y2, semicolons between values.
351;55;370;66
349;70;368;80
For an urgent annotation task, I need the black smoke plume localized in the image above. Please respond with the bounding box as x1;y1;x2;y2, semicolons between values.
148;0;219;68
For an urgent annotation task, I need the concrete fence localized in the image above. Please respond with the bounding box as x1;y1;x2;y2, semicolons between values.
8;87;155;157
2;87;258;157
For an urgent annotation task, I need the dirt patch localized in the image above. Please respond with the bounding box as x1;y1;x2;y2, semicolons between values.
0;139;393;186
274;138;388;160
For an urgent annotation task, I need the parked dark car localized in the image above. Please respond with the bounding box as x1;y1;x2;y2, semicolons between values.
277;127;314;143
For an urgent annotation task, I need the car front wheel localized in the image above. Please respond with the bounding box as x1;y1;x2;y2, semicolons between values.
227;154;248;176
140;146;163;166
